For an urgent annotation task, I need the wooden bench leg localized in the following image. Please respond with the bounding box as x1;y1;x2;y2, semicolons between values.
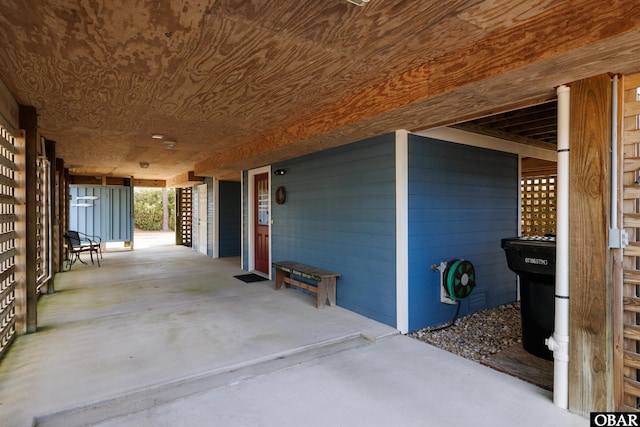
275;269;289;290
326;277;336;306
316;277;336;308
316;279;327;308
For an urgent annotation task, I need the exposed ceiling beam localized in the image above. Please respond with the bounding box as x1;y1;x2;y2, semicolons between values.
133;179;167;188
451;122;557;151
166;171;204;188
195;0;640;177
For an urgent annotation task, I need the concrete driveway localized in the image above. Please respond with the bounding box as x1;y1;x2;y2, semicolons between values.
0;244;586;427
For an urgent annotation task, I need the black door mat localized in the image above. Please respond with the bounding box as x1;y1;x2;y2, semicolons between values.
234;273;268;283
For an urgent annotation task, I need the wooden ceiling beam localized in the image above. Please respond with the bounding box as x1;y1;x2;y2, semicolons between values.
519;127;557;137
69;175;133;186
195;0;640;176
487;114;556;128
166;171;204;188
521;157;557;176
502;117;558;134
133;179;166;188
472;101;556;125
451;122;557;151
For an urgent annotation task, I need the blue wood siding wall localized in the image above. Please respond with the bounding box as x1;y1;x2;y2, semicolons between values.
407;135;518;331
69;185;133;242
270;135;397;326
219;180;241;257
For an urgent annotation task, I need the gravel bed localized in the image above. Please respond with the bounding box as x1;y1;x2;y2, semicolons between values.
407;302;522;361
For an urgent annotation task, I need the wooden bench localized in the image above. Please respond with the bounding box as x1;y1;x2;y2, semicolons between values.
272;261;341;308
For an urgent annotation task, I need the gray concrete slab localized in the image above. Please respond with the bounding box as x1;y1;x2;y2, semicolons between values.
0;244;587;427
92;336;587;427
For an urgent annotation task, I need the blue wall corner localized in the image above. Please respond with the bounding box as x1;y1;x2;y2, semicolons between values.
406;135;519;331
241;132;520;331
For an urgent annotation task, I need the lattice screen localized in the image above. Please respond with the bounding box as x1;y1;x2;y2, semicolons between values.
177;187;192;247
35;153;50;293
521;175;557;236
0;125;16;360
621;74;640;411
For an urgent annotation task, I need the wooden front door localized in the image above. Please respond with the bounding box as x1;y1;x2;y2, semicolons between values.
254;172;269;274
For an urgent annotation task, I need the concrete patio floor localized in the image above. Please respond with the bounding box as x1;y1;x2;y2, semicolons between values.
0;243;587;426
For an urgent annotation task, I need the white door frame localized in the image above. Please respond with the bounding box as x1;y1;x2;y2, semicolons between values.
247;166;271;277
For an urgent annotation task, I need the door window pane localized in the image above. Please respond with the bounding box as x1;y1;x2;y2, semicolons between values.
257;177;269;225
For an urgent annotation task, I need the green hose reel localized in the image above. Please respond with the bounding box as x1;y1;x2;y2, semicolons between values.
443;259;476;301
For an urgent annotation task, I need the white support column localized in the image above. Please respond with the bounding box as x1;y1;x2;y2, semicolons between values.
396;130;409;334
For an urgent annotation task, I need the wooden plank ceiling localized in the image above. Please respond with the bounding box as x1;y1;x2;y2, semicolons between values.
0;0;639;183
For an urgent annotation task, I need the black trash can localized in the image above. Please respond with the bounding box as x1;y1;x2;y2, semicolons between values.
501;236;555;360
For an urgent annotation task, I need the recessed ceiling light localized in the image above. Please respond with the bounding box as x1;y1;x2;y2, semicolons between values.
347;0;369;5
139;162;150;168
163;140;176;149
151;134;163;139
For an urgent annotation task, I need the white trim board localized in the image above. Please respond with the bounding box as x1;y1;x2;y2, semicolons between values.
395;130;409;334
415;127;557;162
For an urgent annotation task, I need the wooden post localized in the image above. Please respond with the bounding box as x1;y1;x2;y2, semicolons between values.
15;106;38;333
162;187;169;231
45;139;56;292
55;158;64;272
569;74;614;413
62;165;69;267
175;188;184;246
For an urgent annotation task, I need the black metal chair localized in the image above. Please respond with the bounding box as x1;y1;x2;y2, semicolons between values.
63;230;101;270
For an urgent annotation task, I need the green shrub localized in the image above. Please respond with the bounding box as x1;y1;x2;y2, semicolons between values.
134;188;175;231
